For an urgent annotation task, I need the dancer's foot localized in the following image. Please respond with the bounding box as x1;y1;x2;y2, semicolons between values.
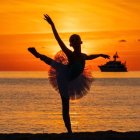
68;131;72;134
68;129;72;134
28;47;40;58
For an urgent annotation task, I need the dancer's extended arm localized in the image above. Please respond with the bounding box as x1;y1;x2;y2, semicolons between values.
44;14;71;55
85;54;110;60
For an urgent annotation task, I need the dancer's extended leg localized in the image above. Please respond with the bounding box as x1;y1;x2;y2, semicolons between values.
28;47;53;65
28;47;72;133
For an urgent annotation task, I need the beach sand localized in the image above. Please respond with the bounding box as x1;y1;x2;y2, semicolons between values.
0;131;140;140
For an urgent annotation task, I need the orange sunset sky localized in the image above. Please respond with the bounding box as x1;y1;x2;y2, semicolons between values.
0;0;140;71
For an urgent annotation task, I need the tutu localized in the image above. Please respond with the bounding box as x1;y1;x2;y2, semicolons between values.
48;51;93;100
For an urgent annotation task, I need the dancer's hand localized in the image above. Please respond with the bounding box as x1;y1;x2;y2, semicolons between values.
101;54;110;59
44;14;54;25
28;47;40;58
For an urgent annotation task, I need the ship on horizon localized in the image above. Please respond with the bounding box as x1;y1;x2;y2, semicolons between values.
98;52;127;72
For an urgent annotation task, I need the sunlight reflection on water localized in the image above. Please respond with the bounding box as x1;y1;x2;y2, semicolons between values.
0;72;140;133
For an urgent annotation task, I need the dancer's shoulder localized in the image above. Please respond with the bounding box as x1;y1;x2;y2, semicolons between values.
81;53;88;59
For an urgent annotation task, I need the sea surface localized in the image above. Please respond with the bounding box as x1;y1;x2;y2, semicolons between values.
0;71;140;133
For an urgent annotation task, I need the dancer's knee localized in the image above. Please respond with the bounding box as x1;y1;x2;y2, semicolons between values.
61;97;69;112
39;55;52;65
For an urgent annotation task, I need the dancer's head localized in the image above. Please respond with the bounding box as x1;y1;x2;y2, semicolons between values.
69;34;82;51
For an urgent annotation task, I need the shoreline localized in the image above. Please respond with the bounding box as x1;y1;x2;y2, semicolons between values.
0;130;140;140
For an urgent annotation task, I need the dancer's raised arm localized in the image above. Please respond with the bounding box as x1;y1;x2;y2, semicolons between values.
44;14;71;55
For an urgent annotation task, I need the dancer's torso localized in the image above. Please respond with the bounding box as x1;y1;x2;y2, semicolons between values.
67;52;86;80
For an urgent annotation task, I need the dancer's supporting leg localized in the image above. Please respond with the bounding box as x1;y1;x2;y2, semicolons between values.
57;78;72;134
61;96;72;133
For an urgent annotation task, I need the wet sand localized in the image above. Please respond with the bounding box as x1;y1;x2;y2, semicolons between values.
0;130;140;140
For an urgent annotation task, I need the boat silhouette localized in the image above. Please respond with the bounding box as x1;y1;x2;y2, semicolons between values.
98;52;127;72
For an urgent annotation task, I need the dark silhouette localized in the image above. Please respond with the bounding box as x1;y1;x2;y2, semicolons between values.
1;131;140;140
98;52;127;72
28;14;110;133
119;39;127;42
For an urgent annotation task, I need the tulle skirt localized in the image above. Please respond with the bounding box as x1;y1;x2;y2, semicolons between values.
48;51;93;100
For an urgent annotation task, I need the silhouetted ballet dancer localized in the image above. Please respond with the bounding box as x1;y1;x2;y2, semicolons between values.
28;14;110;134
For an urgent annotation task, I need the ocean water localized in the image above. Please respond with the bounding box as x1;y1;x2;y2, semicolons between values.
0;71;140;133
